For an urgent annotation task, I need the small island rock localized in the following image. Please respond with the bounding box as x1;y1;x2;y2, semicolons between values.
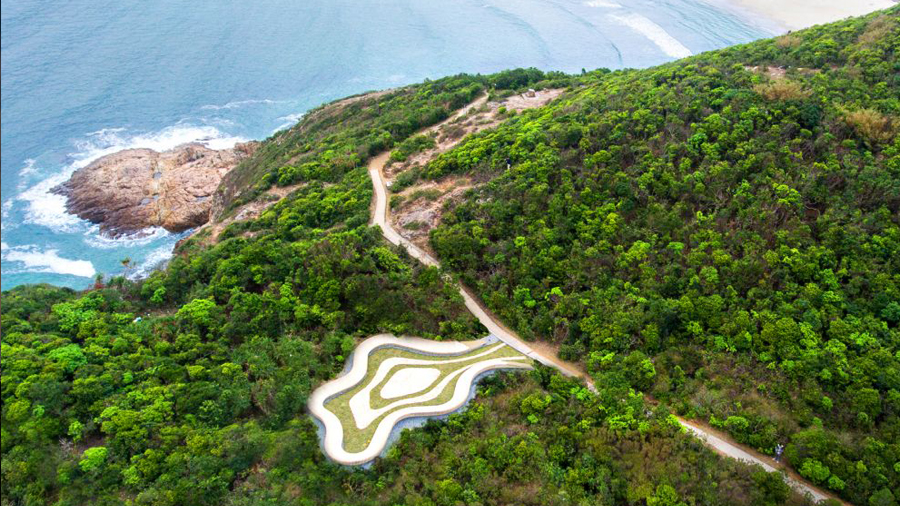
53;142;257;237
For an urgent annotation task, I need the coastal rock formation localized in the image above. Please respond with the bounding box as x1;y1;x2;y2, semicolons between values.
54;142;257;237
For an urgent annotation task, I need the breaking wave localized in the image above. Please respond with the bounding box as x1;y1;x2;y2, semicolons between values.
609;12;693;59
1;242;96;278
15;124;246;234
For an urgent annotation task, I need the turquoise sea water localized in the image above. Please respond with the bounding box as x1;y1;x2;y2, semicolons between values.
0;0;772;290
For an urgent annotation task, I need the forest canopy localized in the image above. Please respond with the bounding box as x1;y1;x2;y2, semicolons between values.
3;8;900;506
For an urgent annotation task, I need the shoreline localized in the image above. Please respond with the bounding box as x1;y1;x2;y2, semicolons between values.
712;0;896;32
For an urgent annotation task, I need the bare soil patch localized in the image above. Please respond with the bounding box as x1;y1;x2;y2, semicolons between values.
744;65;820;80
392;177;473;250
386;88;566;246
188;182;304;245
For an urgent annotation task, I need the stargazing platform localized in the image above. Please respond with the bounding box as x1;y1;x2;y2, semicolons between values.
308;334;532;465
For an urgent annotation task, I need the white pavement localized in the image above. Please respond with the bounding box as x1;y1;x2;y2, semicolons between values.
308;334;530;465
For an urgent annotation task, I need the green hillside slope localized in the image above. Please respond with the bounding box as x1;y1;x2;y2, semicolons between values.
3;9;898;506
428;8;900;505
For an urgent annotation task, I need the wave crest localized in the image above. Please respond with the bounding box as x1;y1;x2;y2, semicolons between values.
1;243;96;278
609;13;693;59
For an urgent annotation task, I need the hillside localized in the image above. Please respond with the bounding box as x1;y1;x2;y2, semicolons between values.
426;8;900;505
3;8;899;506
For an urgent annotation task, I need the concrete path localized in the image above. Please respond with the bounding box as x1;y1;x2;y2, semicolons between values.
364;97;846;504
678;418;846;505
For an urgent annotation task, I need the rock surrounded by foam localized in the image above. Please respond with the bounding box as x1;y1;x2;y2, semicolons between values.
52;142;257;237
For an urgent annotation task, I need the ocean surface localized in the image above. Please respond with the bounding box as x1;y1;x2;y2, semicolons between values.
0;0;773;291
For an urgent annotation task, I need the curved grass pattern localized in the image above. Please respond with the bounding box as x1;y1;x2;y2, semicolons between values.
308;334;531;465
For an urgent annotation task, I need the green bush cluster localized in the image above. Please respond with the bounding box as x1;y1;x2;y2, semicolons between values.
431;9;900;505
3;9;899;506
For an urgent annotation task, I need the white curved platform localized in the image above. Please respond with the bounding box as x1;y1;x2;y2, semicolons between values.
380;367;440;399
308;334;531;465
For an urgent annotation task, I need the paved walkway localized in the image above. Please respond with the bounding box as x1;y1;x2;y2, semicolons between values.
364;98;846;504
308;335;529;465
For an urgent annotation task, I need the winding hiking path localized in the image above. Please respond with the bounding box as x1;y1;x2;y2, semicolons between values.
678;418;841;505
366;98;844;504
369;151;588;382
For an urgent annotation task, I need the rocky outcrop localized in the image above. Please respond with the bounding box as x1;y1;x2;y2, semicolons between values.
54;142;257;237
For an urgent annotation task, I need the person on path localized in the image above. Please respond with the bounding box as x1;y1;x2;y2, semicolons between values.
774;443;784;463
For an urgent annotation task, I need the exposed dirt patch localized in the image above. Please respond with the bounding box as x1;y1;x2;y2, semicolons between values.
526;339;586;378
386;88;566;247
744;65;820;79
392;177;473;250
501;88;567;111
187;182;304;246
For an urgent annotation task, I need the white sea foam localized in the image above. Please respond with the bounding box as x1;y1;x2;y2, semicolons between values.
584;0;621;8
2;244;96;278
1;200;12;230
16;159;41;192
200;98;282;110
129;244;177;280
19;158;38;177
83;225;173;249
15;124;246;234
273;112;306;133
609;13;693;59
16;175;84;233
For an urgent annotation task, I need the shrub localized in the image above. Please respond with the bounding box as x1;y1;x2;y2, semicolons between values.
857;15;897;47
78;447;108;473
799;459;831;484
775;34;801;48
842;108;896;143
753;80;811;101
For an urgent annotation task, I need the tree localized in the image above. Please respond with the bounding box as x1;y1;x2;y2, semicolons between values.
177;298;218;328
751;471;790;506
647;484;687;506
869;488;897;506
79;446;108;473
799;459;831;484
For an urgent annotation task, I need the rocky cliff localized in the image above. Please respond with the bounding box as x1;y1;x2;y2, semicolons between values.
53;142;257;237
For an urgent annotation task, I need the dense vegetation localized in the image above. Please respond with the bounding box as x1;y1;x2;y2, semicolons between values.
429;9;900;505
3;9;899;506
2;74;498;505
1;67;806;506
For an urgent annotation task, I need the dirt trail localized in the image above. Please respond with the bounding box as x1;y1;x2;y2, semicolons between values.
678;418;846;505
385;88;565;250
366;94;846;505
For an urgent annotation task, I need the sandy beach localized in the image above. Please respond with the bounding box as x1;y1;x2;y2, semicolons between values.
721;0;897;31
